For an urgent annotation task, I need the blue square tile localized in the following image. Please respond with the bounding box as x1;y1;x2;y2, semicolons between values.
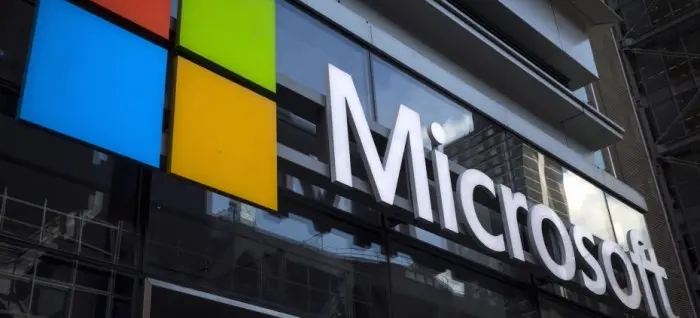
19;0;167;167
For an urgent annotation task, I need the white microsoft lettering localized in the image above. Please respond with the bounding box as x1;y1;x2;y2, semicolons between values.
327;64;433;222
570;225;606;296
326;64;677;317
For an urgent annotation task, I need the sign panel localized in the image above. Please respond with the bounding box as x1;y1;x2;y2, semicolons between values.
91;0;171;38
20;0;167;167
178;0;276;92
170;57;278;211
326;64;677;318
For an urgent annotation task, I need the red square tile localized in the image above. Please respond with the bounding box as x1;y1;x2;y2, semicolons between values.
92;0;170;38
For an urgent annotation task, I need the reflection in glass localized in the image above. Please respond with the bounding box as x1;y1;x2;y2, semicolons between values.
201;191;385;265
0;0;34;87
606;194;649;250
0;147;136;266
148;173;390;317
372;56;474;146
277;0;372;112
572;87;589;104
593;150;606;171
389;243;535;318
539;296;597;318
562;169;615;241
279;173;379;225
32;285;68;317
0;248;132;317
539;280;621;317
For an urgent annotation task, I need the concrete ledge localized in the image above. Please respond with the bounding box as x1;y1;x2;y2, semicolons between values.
562;0;622;25
346;0;624;150
452;0;600;89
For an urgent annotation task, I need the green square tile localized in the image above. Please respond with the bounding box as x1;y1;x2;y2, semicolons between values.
178;0;275;92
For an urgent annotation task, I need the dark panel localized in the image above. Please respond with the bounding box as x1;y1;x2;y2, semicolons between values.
590;22;698;316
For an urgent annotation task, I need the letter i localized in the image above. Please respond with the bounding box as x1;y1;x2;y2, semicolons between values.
429;122;458;233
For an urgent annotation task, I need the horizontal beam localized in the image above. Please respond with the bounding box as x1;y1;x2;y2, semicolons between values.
657;133;700;156
622;6;700;49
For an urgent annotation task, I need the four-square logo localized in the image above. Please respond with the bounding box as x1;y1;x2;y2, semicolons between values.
19;0;278;210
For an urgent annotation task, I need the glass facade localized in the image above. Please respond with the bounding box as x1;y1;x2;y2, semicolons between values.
277;1;372;113
0;0;653;317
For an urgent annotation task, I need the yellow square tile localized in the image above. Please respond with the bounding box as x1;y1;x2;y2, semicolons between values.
170;57;277;211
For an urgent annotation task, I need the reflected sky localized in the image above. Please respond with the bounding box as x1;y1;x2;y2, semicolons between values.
205;192;385;264
277;0;372;111
372;57;474;146
606;194;649;250
562;169;616;241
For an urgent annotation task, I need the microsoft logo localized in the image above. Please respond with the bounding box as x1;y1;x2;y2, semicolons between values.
19;0;278;210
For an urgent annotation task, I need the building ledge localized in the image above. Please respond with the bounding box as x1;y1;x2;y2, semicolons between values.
621;7;700;49
330;0;624;150
563;0;622;25
450;0;602;89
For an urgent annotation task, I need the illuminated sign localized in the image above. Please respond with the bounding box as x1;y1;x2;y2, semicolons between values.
326;64;676;317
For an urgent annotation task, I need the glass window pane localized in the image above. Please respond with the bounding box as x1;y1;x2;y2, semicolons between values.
593;150;606;170
71;290;108;318
279;173;381;226
0;114;142;268
0;0;34;87
277;0;371;113
561;169;615;241
606;194;649;249
372;56;475;146
508;142;615;241
31;284;69;317
572;87;588;104
372;55;518;190
75;264;111;291
147;172;390;318
539;296;597;318
392;223;529;280
389;242;536;317
112;298;132;318
33;254;75;284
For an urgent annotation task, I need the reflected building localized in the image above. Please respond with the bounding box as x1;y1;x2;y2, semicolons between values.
443;116;570;216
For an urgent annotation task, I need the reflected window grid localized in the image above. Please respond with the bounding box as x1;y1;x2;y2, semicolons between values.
147;174;390;317
0;249;134;318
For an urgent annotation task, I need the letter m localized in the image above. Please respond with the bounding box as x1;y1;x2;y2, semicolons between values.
326;64;432;222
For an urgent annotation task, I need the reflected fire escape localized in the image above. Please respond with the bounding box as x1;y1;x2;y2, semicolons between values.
614;0;700;302
0;187;123;316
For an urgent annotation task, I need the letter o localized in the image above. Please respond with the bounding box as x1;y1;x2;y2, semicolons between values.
599;240;642;310
527;204;576;281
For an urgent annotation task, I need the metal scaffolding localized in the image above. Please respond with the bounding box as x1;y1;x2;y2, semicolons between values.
615;0;700;303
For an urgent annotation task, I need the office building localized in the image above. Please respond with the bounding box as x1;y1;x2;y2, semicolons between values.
0;0;694;317
609;0;700;308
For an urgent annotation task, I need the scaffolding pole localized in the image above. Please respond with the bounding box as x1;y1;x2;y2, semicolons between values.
654;91;700;144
